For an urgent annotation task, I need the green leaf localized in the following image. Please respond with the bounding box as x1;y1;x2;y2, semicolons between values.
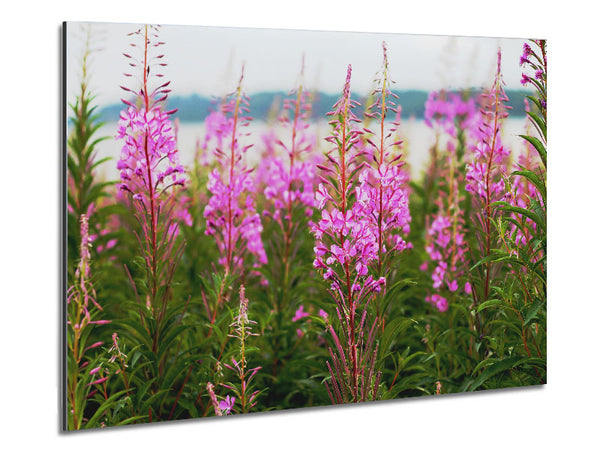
476;299;505;313
90;156;113;171
492;201;546;232
523;300;544;326
379;317;418;358
113;415;148;426
86;389;132;428
525;95;542;111
470;250;527;272
511;170;546;203
525;111;546;141
467;356;525;391
519;135;546;167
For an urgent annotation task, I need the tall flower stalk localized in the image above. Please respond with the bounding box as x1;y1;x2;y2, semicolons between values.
492;42;547;312
312;65;384;403
203;65;267;281
67;214;110;429
222;285;262;414
263;58;317;295
421;91;480;312
507;100;545;252
116;24;186;371
519;41;547;166
358;42;411;321
257;60;318;380
465;49;511;337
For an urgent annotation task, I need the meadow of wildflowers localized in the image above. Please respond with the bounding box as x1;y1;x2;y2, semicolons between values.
64;23;546;430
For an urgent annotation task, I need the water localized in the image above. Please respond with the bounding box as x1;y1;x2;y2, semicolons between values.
88;118;529;184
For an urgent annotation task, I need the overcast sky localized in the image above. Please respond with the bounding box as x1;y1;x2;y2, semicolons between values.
66;21;531;107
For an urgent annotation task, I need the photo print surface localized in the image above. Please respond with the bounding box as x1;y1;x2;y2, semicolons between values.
64;21;546;430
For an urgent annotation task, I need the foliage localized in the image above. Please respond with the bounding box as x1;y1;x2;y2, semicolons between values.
65;26;547;430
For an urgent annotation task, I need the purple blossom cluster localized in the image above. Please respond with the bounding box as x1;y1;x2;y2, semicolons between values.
353;163;411;255
117;106;185;202
465;51;511;203
313;50;411;403
519;41;546;87
313;204;386;296
114;25;190;338
260;69;319;229
203;67;267;274
425;293;448;313
424;91;479;138
423;214;470;312
312;65;384;403
313;58;411;297
357;43;412;263
262;156;316;220
115;24;189;255
507;100;544;248
116;26;185;208
421;89;478;311
312;65;385;296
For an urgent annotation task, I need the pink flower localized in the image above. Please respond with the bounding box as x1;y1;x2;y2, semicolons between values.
464;282;472;295
352;163;411;255
424;91;478;138
292;305;310;322
203;66;267;274
115;25;186;322
116;106;185;201
258;78;318;225
465;50;511;202
426;294;448;312
424;214;468;301
86;377;109;387
218;395;235;415
314;50;405;403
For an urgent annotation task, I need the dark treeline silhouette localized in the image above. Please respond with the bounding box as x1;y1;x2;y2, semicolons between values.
99;89;533;123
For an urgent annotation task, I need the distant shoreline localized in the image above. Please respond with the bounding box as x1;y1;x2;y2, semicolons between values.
96;89;534;124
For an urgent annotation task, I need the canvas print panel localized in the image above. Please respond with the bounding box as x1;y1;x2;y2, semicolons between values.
64;21;546;430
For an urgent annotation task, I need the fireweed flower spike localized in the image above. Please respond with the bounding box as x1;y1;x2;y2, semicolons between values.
507;99;545;250
465;49;512;332
203;64;267;277
466;50;511;204
422;91;479;311
67;214;110;430
115;24;186;359
206;382;223;417
223;285;262;413
262;58;317;240
257;58;319;342
312;65;383;404
358;42;411;319
424;91;479;139
518;39;547;167
423;206;469;312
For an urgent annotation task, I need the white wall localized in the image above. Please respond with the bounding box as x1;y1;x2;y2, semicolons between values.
1;1;595;448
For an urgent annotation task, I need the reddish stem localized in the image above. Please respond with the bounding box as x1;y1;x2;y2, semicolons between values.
226;79;242;274
339;92;359;402
168;365;193;420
